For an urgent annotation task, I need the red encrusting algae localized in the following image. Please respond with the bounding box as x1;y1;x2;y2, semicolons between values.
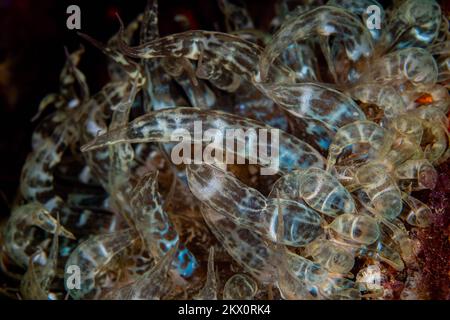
416;160;450;299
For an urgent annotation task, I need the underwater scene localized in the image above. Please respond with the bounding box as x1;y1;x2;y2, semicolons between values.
0;0;449;300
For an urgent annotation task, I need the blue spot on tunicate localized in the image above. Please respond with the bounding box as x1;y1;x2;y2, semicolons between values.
60;247;72;257
175;248;198;277
318;138;331;150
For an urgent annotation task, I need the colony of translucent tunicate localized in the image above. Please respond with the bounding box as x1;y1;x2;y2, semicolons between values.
2;0;449;300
